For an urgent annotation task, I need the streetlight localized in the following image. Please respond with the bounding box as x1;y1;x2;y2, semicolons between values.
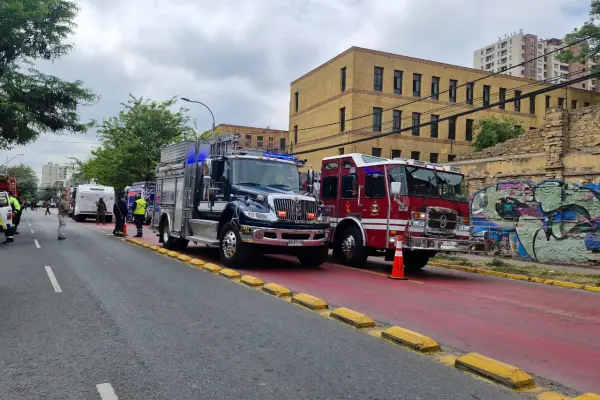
181;97;216;140
1;153;24;167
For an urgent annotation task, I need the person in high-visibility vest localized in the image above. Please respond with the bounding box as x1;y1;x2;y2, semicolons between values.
132;195;147;238
3;191;20;244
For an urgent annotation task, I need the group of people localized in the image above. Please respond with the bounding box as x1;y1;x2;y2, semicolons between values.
111;194;147;238
3;190;22;245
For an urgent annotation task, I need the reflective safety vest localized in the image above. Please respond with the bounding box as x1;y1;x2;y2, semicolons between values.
9;196;20;212
0;215;6;230
134;198;147;215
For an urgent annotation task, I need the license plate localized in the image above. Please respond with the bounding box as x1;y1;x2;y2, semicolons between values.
288;240;303;246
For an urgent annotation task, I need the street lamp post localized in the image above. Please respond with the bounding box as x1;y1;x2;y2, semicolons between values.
181;97;216;140
0;153;24;174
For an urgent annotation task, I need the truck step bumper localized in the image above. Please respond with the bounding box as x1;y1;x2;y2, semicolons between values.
239;225;331;247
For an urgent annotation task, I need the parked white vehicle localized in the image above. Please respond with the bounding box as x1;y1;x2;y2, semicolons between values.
0;191;13;233
72;184;115;222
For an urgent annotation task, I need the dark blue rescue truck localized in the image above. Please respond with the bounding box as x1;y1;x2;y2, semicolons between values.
151;135;331;269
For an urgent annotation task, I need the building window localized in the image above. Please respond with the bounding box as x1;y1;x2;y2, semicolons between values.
448;117;456;140
294;92;299;112
430;153;438;163
558;97;565;108
448;155;456;162
341;67;347;92
483;85;490;107
529;95;536;114
257;136;263;148
431;76;440;100
372;147;382;157
571;100;578;109
430;114;439;138
393;110;401;132
413;73;422;97
449;79;457;103
412;112;421;136
394;70;403;95
373;107;383;132
244;134;252;147
268;136;274;148
340;107;346;132
499;88;506;110
280;138;286;150
514;90;521;112
294;125;298;144
374;66;383;92
338;147;344;155
545;95;551;109
391;149;401;159
466;119;473;141
466;82;474;105
411;151;420;160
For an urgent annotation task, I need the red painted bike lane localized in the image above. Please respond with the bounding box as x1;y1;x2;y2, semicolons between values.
86;222;600;394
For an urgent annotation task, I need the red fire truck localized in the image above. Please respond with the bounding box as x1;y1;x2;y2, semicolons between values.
0;175;18;197
307;153;477;271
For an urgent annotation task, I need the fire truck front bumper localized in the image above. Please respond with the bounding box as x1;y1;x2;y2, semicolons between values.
399;235;488;253
238;225;331;247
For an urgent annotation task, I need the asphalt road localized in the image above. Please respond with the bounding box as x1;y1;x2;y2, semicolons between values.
0;211;524;400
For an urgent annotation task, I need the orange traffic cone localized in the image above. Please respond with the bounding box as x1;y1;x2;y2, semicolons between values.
122;223;128;237
388;235;408;280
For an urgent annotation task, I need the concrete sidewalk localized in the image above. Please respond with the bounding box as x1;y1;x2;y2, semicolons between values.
456;253;600;275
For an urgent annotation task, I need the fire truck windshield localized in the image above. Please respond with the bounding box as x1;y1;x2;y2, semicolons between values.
403;166;467;202
232;158;300;190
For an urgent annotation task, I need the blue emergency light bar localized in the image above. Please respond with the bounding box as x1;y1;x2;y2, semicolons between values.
263;152;297;161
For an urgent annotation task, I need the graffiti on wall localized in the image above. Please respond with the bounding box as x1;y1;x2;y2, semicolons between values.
471;180;600;263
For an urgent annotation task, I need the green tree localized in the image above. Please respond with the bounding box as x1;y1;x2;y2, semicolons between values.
557;0;600;69
0;0;97;149
473;116;525;152
6;163;38;198
80;95;195;191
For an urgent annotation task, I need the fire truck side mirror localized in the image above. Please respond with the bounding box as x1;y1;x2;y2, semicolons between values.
390;182;402;196
307;169;315;186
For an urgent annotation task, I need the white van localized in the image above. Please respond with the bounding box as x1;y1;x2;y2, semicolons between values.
72;184;115;222
0;191;12;233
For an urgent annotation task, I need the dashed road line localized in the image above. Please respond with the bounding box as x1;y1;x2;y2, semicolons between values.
30;229;35;234
34;239;41;249
28;222;31;227
44;266;62;293
96;383;119;399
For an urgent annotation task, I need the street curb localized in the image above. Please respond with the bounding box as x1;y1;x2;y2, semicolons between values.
177;254;192;262
381;326;441;353
292;293;328;310
219;268;241;279
537;392;570;400
203;263;222;273
150;245;161;251
188;259;205;268
158;248;169;254
575;394;600;400
428;261;599;294
455;352;536;389
240;275;264;287
167;251;180;258
330;307;376;328
262;283;292;297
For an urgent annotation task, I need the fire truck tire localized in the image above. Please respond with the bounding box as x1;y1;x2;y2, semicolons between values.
219;221;252;269
337;226;368;267
161;222;179;250
297;246;328;267
403;250;430;271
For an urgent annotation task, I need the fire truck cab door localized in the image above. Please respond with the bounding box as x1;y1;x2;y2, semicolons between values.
360;168;388;248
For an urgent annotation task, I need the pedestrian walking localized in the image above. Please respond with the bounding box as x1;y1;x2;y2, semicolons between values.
57;193;69;240
113;195;128;236
96;197;107;225
132;194;147;238
45;200;51;215
3;191;21;244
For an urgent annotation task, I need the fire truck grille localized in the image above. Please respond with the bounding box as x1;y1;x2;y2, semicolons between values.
427;210;458;230
273;198;317;223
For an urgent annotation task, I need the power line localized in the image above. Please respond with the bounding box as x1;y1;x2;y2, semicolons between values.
292;71;600;156
290;33;600;134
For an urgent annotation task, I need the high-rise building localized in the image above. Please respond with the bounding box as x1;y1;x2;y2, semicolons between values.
473;30;597;91
288;46;600;169
41;162;68;188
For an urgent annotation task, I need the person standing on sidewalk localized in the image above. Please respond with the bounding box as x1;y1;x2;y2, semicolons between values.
57;193;69;240
113;195;128;236
132;194;147;238
96;197;107;225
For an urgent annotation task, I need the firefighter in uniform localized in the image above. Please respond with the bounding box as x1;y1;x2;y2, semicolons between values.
4;192;20;244
132;194;147;238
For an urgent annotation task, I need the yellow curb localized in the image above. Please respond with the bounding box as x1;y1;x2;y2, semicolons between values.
167;251;180;258
455;352;535;389
177;255;192;262
141;243;152;248
203;263;222;273
537;392;571;400
126;238;137;243
240;275;264;287
437;355;457;366
381;326;441;353
158;248;169;254
188;259;205;267
429;262;599;294
150;245;161;251
219;268;241;279
574;394;600;400
292;293;328;310
262;283;292;297
330;307;376;328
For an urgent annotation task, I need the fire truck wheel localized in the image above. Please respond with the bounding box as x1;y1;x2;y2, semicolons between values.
297;246;328;267
403;250;430;271
337;226;368;267
219;221;252;269
161;222;179;250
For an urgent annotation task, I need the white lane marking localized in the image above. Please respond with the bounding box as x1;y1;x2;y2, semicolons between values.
96;383;119;399
34;239;41;249
105;257;117;265
28;222;32;227
44;266;62;293
30;229;35;234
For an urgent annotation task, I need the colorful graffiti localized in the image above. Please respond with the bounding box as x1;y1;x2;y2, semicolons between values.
471;180;600;264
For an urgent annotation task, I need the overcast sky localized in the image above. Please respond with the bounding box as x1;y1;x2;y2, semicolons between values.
0;0;592;181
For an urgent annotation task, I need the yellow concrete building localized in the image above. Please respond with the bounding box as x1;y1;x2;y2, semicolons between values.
288;46;600;168
214;124;287;152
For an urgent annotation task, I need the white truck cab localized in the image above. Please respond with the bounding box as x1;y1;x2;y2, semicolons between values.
0;191;12;233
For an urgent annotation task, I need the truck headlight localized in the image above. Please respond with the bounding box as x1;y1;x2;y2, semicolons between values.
456;224;470;232
242;210;270;221
410;219;425;227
